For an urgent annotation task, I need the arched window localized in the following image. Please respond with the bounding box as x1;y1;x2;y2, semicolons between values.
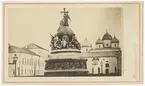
92;58;99;65
105;69;109;74
99;45;100;48
98;67;100;73
105;63;109;67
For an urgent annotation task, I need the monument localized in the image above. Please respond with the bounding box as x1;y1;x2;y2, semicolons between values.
44;8;88;76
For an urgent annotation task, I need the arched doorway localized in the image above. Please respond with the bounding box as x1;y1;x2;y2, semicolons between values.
105;69;109;74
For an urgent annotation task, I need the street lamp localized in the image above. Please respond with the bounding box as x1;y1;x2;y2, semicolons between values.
13;54;18;77
100;61;103;74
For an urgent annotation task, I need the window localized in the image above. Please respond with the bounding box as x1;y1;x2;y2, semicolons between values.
115;67;117;73
105;69;109;74
27;59;29;65
36;60;37;66
25;69;26;74
22;58;24;65
99;45;100;48
30;59;33;65
98;67;100;73
38;60;40;66
114;44;116;47
106;44;108;46
21;68;23;76
25;58;26;65
86;49;88;51
92;58;99;65
92;68;94;74
105;63;109;67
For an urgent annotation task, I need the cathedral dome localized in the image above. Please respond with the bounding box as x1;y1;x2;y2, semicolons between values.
102;32;112;40
95;38;103;44
57;26;74;38
112;36;119;43
81;38;92;47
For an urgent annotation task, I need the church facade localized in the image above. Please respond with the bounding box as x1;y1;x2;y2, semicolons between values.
81;31;121;75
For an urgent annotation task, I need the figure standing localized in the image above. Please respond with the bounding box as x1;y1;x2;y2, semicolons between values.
53;35;58;49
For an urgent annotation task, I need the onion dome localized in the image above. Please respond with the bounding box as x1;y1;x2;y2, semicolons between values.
95;38;103;44
102;31;112;40
112;35;119;43
57;26;74;39
81;37;92;47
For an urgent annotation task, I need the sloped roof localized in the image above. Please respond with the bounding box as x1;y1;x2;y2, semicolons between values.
26;43;49;51
9;45;40;56
9;45;21;53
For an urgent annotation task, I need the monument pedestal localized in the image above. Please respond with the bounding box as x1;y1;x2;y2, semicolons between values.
44;50;88;76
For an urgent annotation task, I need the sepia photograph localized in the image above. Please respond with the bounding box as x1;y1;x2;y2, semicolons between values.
2;2;142;84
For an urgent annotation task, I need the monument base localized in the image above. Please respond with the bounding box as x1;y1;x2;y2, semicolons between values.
45;58;88;76
44;69;88;76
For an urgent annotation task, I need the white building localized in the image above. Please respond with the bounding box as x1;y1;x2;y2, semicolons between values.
8;45;41;77
25;43;49;75
81;31;121;75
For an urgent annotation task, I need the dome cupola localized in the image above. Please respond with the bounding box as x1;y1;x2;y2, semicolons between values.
102;30;112;40
95;37;103;44
81;37;92;47
112;35;119;43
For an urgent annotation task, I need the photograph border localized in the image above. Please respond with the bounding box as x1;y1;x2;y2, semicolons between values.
2;2;143;84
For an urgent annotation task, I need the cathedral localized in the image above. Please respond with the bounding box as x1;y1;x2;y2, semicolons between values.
81;31;121;75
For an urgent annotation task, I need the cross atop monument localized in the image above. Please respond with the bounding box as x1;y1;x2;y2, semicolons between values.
61;8;69;15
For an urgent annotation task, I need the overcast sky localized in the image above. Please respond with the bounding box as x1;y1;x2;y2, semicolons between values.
7;6;123;50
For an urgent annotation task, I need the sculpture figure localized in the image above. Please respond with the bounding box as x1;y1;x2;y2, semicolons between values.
61;38;67;48
53;35;58;49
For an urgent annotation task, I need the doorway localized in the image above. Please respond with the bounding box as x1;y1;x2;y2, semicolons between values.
105;69;109;74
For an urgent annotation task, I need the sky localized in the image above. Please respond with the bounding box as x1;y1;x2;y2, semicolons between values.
7;5;123;50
